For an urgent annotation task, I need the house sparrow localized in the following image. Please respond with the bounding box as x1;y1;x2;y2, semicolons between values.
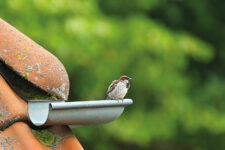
106;75;132;100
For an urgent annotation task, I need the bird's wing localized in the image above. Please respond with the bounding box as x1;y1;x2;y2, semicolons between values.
126;82;130;89
107;80;119;94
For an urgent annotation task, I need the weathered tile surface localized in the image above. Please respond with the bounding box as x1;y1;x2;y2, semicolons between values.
0;75;28;131
0;122;83;150
0;19;82;150
0;19;69;100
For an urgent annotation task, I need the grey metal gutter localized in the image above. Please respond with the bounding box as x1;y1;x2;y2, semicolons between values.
28;99;133;127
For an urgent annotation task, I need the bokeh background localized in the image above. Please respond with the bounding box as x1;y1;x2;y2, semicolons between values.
0;0;225;149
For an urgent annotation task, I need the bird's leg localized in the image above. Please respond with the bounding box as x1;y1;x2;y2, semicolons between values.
115;97;120;102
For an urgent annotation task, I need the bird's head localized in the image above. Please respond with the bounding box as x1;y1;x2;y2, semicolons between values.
119;75;132;81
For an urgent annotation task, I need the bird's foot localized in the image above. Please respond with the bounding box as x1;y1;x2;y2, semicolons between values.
118;98;123;102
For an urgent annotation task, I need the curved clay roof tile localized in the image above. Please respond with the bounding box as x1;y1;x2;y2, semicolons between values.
0;18;69;100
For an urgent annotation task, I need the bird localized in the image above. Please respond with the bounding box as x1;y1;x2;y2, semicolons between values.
106;75;132;100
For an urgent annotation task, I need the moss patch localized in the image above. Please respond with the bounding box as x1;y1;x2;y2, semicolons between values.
31;129;55;146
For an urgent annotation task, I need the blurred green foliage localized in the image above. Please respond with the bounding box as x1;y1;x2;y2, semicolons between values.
0;0;225;149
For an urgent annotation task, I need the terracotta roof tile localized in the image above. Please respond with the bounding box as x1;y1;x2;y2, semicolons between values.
0;122;83;150
0;18;69;100
0;19;83;149
0;75;28;130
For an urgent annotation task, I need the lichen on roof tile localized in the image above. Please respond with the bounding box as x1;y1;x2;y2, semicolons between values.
0;105;11;125
0;134;19;149
0;18;69;100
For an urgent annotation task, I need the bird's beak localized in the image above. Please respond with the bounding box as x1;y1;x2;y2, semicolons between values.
128;77;132;80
